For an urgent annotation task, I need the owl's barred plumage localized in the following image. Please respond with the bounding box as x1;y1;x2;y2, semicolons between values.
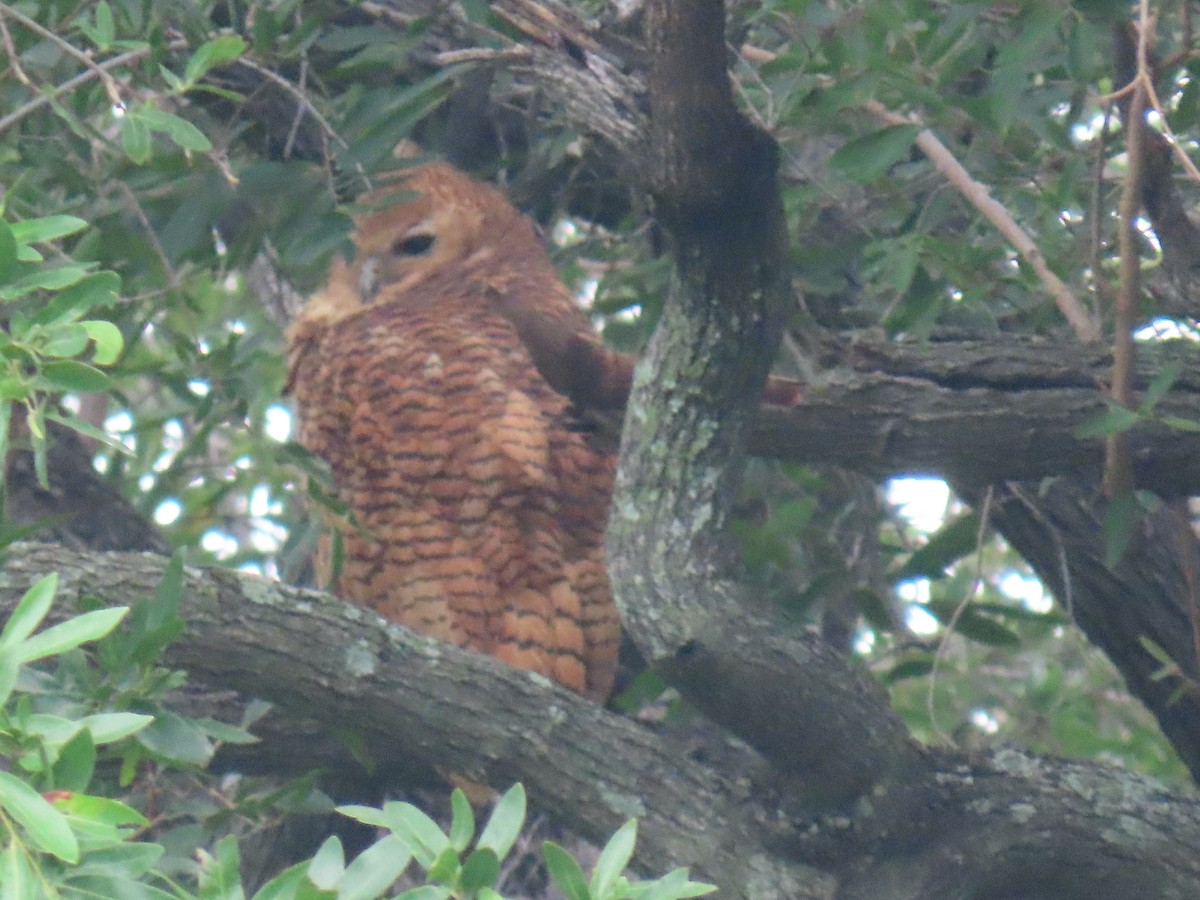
287;163;619;701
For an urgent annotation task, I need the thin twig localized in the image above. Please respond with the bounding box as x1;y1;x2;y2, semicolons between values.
1139;76;1200;184
1100;12;1200;187
1087;105;1113;322
1105;3;1151;498
0;44;170;135
358;0;422;27
926;486;994;746
865;100;1100;343
0;2;125;107
431;47;532;66
113;181;178;288
282;58;309;159
0;13;33;87
231;56;370;194
232;57;349;151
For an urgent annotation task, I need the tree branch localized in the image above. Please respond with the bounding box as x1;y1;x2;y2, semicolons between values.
606;0;927;806
2;542;1199;898
750;336;1200;495
0;541;820;897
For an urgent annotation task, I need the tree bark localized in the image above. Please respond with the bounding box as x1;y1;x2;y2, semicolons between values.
3;542;1199;899
756;335;1200;494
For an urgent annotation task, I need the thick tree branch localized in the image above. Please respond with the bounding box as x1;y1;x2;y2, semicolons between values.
607;0;926;806
0;541;821;897
753;336;1200;494
3;542;1200;898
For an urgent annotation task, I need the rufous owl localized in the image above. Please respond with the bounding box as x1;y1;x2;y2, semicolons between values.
287;162;620;701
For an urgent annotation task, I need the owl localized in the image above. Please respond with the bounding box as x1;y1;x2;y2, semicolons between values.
286;162;619;701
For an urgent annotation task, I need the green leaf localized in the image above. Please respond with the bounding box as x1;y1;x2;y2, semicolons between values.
68;842;165;879
884;655;936;684
198;834;243;900
337;834;412;900
122;116;151;164
9;216;88;244
0;656;18;709
459;848;499;892
1160;415;1200;433
0;769;80;862
81;320;124;364
79;711;155;743
590;819;636;900
196;717;258;745
53;728;96;792
926;602;1021;647
40;322;91;358
380;802;450;868
307;836;345;890
1137;360;1182;415
152;550;185;630
58;792;149;828
336;804;390;829
94;1;115;49
0;221;16;282
248;861;309;900
1138;635;1175;668
426;845;459;885
460;0;492;24
447;788;475;853
0;263;91;299
0;398;8;493
39;359;110;392
159;65;186;93
896;513;982;580
0;572;57;650
16;606;129;663
1075;403;1140;438
851;586;894;632
1104;490;1141;568
0;380;26;400
29;405;48;487
393;888;451;900
1;841;37;899
136;710;214;766
184;35;248;86
137;107;212;152
44;411;135;457
629;868;716;900
543;841;590;900
32;271;120;326
475;783;525;862
24;712;82;747
829;124;920;183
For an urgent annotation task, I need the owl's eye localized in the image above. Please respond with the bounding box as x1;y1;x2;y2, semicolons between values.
392;232;435;256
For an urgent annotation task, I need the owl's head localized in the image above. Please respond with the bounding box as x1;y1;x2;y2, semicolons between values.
294;164;543;332
353;163;542;303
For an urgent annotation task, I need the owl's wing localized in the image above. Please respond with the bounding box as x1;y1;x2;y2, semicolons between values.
484;284;632;409
485;282;802;410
